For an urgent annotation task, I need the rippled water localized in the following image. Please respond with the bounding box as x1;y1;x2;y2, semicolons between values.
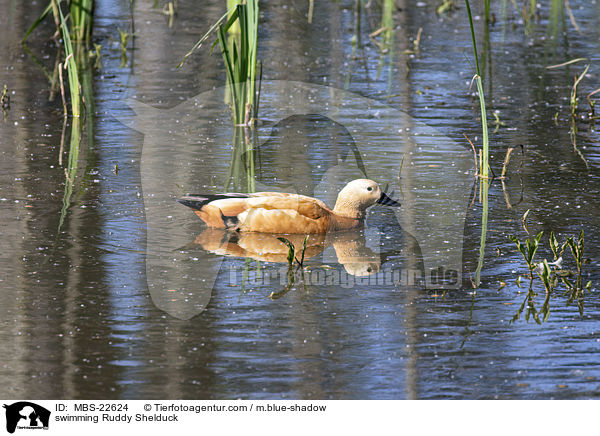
1;0;599;399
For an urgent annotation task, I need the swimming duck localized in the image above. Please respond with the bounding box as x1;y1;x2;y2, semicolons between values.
178;179;400;234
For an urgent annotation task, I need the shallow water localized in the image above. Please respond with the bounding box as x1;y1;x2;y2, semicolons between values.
1;0;599;399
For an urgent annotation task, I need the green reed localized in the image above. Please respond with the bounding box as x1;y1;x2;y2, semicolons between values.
464;0;489;179
219;1;260;192
55;1;81;119
216;0;260;126
474;179;490;287
22;0;96;120
70;0;94;44
374;0;395;96
225;126;255;192
484;0;490;23
23;1;97;236
179;1;260;192
24;0;94;45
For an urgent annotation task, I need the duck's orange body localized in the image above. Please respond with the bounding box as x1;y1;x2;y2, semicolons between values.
178;179;399;234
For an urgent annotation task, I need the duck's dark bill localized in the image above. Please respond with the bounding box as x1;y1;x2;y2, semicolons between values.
377;192;401;207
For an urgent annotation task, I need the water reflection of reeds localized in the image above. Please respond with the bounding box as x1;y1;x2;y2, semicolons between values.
23;1;98;237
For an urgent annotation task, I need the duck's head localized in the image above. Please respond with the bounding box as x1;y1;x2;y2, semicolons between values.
334;179;400;219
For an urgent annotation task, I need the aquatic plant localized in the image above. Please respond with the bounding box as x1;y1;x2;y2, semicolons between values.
570;63;590;118
216;2;260;126
277;236;310;270
178;0;261;126
563;230;591;315
177;4;259;115
55;0;85;236
509;231;544;323
69;0;94;44
24;0;94;45
308;0;314;23
268;236;310;300
372;0;394;83
118;27;133;67
55;2;81;120
509;225;592;323
1;84;9;110
587;87;600;120
22;0;98;120
501;145;523;179
437;0;457;14
474;179;490;287
464;0;490;179
510;231;543;292
178;1;260;192
546;59;590;168
22;1;99;239
162;1;176;27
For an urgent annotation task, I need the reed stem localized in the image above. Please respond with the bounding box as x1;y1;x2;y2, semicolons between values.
464;0;489;178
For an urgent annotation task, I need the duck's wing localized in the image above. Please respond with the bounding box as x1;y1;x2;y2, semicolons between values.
179;192;332;233
235;195;332;233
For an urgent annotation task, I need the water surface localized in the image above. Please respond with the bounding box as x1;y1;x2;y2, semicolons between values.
1;0;599;399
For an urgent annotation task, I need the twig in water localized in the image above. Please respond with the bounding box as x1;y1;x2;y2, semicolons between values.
570;64;590;117
564;0;582;35
586;87;600;119
413;27;422;55
463;133;479;176
546;57;588;69
500;144;523;179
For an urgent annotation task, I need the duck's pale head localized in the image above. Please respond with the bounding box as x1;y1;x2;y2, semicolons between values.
333;179;400;219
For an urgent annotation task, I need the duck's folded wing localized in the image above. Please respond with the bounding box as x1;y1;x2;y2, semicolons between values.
237;195;331;233
245;194;330;219
179;192;332;232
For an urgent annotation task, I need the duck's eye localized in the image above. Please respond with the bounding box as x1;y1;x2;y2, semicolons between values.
367;187;373;191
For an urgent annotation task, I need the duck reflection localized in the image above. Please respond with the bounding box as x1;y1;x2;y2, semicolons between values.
192;228;381;277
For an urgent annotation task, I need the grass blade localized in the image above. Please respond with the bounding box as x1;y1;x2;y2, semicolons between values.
22;1;53;43
177;5;237;68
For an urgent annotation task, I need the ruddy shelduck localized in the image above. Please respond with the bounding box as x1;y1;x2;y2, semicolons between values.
178;179;400;234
